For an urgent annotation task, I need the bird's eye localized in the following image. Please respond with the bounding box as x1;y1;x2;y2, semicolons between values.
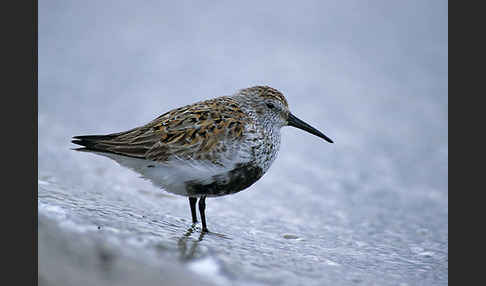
266;103;275;109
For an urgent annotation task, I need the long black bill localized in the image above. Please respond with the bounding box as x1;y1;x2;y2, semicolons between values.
287;113;334;143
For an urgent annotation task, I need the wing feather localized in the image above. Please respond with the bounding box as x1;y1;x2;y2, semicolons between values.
72;96;252;165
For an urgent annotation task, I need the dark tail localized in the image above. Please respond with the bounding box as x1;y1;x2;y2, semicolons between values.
71;134;117;150
71;126;149;159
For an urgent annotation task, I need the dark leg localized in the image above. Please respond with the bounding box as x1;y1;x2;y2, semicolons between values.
198;196;208;232
189;197;197;223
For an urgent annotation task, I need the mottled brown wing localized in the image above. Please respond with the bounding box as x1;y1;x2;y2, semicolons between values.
73;96;250;164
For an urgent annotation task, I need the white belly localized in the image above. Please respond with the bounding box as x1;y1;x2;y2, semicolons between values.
90;151;252;197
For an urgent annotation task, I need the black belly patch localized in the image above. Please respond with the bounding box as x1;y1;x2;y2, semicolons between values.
185;163;263;196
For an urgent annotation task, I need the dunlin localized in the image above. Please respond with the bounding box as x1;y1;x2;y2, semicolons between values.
72;86;333;232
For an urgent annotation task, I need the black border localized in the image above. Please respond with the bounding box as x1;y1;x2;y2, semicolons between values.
34;0;39;284
3;0;38;284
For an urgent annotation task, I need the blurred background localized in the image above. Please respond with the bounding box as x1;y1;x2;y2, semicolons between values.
39;1;448;285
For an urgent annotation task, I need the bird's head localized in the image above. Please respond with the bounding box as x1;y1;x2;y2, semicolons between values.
238;85;334;143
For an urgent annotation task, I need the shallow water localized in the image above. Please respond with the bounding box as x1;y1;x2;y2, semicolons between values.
38;116;447;286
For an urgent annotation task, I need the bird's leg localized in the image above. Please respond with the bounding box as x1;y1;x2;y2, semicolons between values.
189;197;198;223
198;196;208;232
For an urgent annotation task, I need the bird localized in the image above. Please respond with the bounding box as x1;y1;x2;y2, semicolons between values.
72;86;333;232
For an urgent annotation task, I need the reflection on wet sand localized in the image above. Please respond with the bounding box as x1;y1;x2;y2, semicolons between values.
177;224;231;261
177;224;207;261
